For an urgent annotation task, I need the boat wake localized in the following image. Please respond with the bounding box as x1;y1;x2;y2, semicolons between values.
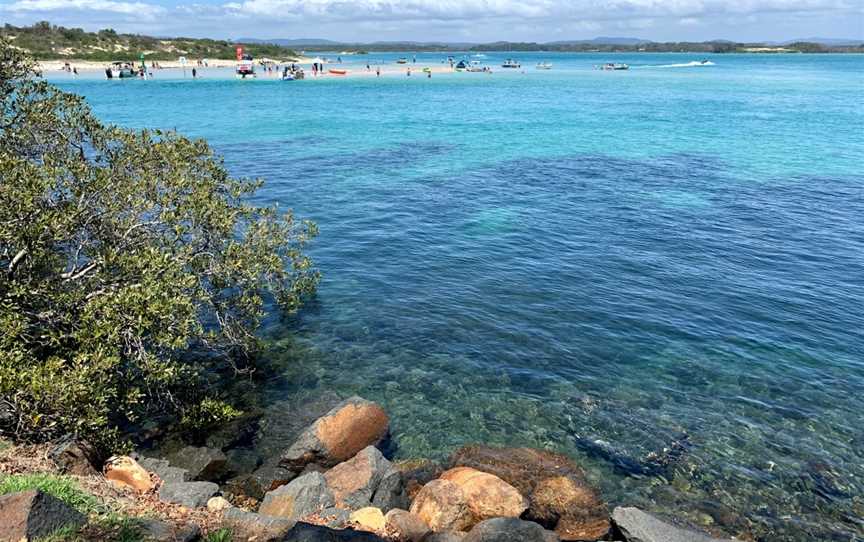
637;60;716;69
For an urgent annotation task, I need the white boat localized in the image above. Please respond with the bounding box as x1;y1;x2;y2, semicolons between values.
236;53;256;79
599;63;629;71
467;60;490;72
536;62;553;70
502;59;521;68
396;57;409;64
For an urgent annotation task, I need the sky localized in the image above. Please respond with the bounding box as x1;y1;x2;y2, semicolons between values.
1;0;863;43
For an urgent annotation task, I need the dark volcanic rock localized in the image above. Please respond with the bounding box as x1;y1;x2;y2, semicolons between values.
258;472;335;521
0;489;86;541
280;396;390;474
222;507;295;541
463;518;559;542
282;522;389;541
611;507;733;542
450;446;609;541
137;518;200;541
49;436;101;476
168;446;227;481
158;481;219;508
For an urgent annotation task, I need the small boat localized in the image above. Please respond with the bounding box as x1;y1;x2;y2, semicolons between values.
536;62;552;70
467;60;490;73
282;72;295;81
236;54;256;79
502;59;521;68
599;63;629;71
455;60;468;72
328;69;348;76
106;61;136;79
396;57;409;64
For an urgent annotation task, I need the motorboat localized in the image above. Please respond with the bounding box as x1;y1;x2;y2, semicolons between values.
502;59;521;68
536;62;553;70
467;60;491;73
599;63;629;70
236;53;256;78
455;60;468;72
106;61;136;79
396;57;409;64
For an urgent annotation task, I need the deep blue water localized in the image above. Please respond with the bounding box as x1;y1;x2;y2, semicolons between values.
52;52;864;541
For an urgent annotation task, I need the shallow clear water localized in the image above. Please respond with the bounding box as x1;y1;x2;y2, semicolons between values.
53;53;864;541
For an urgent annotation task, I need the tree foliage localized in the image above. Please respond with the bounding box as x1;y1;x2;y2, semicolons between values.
0;39;319;449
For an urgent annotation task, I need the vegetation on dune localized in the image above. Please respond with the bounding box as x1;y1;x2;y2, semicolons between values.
0;39;319;451
1;22;299;61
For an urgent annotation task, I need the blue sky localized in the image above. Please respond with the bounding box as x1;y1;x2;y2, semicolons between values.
1;0;862;42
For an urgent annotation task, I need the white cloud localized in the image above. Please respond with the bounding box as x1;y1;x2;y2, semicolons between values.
3;0;164;17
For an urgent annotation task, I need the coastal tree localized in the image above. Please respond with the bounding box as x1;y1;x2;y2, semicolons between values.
0;40;320;450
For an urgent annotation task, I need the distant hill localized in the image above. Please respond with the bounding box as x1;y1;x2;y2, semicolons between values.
1;22;300;61
548;37;652;45
780;37;864;46
236;37;340;47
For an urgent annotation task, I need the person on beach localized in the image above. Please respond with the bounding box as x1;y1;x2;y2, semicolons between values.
376;67;380;77
427;70;431;78
73;67;78;75
407;67;411;76
192;67;197;78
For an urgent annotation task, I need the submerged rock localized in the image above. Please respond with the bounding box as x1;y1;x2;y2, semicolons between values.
324;445;406;512
158;481;219;508
450;446;609;540
0;489;85;541
259;471;335;521
462;518;560;542
611;507;733;542
280;396;390;474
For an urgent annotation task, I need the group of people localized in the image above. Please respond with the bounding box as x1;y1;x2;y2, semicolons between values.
61;62;78;75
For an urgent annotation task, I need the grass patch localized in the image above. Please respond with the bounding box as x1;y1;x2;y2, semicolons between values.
0;473;101;514
206;528;233;542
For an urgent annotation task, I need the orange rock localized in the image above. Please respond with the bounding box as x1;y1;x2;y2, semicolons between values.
349;506;386;531
439;467;528;526
409;479;471;532
104;456;154;492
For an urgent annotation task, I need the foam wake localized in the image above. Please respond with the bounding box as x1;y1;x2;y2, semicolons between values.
638;60;716;68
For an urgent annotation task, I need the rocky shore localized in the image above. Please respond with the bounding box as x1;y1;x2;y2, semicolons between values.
0;396;736;541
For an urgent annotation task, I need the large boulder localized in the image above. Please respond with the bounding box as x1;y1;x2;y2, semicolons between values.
385;508;431;542
323;445;406;512
259;471;335;521
223;507;295;542
233;459;297;499
409;479;471;532
280;396;389;473
49;436;100;476
611;507;733;542
451;446;610;540
282;522;389;541
0;489;86;541
463;518;560;542
168;445;227;481
139;457;191;485
104;456;155;492
158;481;219;508
439;467;528;525
349;506;386;531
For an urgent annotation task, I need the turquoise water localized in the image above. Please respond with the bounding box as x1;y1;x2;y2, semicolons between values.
52;53;864;541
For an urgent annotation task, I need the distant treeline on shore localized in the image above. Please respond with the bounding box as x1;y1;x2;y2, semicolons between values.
1;22;299;61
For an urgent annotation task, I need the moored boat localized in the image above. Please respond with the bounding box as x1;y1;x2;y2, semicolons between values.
396;57;409;64
328;69;348;76
536;62;553;70
502;58;521;68
599;63;629;71
236;52;256;79
455;60;468;72
106;61;136;79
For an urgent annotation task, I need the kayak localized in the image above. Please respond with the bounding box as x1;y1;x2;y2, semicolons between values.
329;69;348;75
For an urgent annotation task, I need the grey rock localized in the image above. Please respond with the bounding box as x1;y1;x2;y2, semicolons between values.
224;448;264;477
158;481;219;508
49;436;100;476
0;489;86;541
323;445;406;512
423;533;466;542
612;507;732;542
137;518;200;541
282;522;388;541
319;506;351;528
258;472;335;521
168;446;227;481
140;457;191;484
372;466;408;512
239;459;296;499
463;518;559;542
222;507;295;542
384;509;430;542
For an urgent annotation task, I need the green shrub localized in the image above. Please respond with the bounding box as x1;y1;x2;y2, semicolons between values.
0;40;319;451
0;473;100;514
